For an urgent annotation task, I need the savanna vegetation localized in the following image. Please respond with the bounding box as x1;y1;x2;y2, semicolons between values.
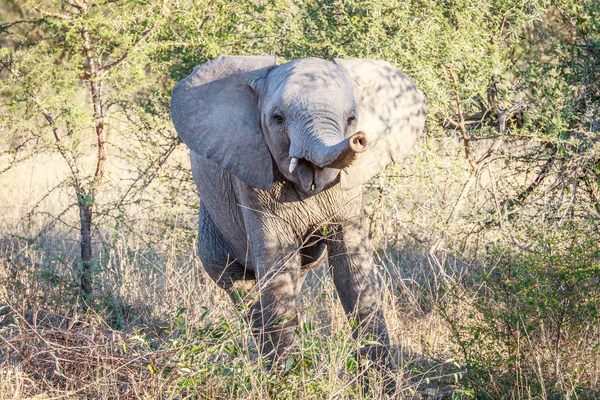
1;0;599;398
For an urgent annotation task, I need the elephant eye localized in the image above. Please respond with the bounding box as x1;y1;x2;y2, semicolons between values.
347;116;356;126
272;113;285;125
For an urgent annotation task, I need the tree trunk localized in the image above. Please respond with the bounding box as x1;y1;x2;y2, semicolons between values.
77;26;105;297
78;200;93;294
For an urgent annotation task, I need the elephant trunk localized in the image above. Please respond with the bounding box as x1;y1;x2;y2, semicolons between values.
309;131;368;169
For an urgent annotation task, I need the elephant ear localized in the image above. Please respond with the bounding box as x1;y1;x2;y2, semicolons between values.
334;58;427;189
171;55;278;190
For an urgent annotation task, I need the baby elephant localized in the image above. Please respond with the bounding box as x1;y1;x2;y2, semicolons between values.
170;55;427;391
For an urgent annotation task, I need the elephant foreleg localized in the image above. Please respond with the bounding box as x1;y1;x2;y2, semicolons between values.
250;252;302;364
327;219;396;393
200;202;302;363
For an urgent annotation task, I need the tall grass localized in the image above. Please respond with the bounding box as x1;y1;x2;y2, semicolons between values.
1;137;599;399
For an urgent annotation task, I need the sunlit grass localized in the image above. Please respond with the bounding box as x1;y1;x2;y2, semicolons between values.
1;137;599;399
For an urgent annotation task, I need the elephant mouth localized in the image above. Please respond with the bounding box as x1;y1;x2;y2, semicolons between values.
290;158;340;194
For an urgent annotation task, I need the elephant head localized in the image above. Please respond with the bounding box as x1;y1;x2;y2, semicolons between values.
170;55;427;194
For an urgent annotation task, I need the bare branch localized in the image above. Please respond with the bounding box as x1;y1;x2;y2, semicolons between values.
448;69;477;172
94;137;179;228
42;112;83;192
515;147;556;203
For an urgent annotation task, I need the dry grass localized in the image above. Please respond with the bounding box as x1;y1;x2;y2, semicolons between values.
0;229;461;399
1;137;599;399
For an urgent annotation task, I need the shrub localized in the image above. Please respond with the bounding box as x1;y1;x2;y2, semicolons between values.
442;223;600;398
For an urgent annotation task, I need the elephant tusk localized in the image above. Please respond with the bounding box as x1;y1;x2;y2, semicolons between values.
289;157;299;174
342;167;350;175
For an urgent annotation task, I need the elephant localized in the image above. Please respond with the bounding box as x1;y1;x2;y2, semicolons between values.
170;55;427;391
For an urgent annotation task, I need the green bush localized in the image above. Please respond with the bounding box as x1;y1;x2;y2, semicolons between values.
443;223;600;398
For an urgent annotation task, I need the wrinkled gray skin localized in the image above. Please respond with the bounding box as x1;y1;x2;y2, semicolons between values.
171;55;427;391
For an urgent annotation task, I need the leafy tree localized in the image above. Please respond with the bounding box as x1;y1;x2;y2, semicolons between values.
0;0;230;296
